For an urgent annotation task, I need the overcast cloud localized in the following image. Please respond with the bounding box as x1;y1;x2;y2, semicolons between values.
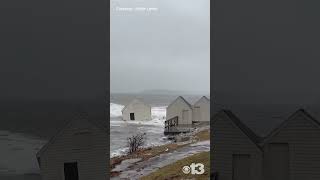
213;0;320;104
111;0;210;94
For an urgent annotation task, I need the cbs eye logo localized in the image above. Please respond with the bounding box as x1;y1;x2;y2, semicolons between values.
182;163;205;175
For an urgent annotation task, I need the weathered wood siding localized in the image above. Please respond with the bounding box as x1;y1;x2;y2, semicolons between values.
122;99;151;121
263;113;320;180
193;97;210;122
166;97;192;125
38;119;108;180
212;113;263;180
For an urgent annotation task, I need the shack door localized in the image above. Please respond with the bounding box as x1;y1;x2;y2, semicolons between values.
182;110;189;123
193;106;200;122
130;113;135;120
268;143;289;180
232;154;250;180
64;162;79;180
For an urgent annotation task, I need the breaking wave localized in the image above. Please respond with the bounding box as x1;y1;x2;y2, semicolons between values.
110;103;125;118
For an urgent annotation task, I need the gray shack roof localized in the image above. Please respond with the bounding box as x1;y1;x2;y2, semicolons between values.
36;112;108;159
213;106;320;147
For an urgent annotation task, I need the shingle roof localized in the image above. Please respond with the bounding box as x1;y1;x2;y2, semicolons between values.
179;96;193;108
213;106;320;146
212;104;298;137
167;96;193;109
262;109;320;144
194;96;210;106
213;110;262;147
36;113;108;159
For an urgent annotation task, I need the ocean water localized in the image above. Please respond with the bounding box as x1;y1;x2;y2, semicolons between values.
0;131;46;179
110;93;204;157
110;103;168;157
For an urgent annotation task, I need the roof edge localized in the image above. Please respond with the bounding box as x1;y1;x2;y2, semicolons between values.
167;96;193;110
213;109;263;151
36;116;108;159
262;108;320;145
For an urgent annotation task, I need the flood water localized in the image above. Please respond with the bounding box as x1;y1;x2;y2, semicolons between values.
110;93;204;157
0;131;46;180
110;106;169;157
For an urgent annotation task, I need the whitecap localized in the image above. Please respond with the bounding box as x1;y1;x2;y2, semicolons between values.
110;103;125;118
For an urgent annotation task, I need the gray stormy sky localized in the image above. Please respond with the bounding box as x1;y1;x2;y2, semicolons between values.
213;0;320;104
110;0;210;94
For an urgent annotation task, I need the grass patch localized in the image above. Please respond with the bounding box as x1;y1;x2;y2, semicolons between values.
140;151;210;180
194;129;210;141
111;129;210;178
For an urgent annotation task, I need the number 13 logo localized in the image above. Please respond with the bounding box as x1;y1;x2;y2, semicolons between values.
183;163;205;175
